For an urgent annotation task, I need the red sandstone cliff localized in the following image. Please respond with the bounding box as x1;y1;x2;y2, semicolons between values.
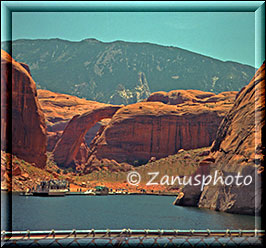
198;63;264;215
175;63;264;215
1;50;47;168
84;90;236;172
37;89;111;152
51;88;236;171
53;105;121;168
146;89;237;105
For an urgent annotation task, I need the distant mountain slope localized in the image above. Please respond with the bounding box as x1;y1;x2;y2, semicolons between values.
2;38;255;104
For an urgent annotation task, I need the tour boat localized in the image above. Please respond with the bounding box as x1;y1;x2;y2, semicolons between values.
32;180;69;196
95;186;109;195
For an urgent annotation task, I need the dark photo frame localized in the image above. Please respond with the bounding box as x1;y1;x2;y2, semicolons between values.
1;1;265;247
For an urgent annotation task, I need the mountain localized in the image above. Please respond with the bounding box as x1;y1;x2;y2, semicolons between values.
2;38;255;104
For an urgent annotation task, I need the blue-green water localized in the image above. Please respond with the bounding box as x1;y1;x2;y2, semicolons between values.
1;193;260;231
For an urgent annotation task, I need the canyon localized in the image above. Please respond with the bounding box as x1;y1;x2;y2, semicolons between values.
53;89;236;171
1;49;263;216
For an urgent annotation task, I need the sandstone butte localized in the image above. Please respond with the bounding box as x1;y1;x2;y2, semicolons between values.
53;86;237;171
37;89;112;157
1;50;47;168
174;62;265;215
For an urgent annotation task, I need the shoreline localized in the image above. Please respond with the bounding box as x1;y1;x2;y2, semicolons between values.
2;190;177;197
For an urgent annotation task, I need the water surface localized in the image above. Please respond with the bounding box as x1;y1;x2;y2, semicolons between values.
1;193;260;231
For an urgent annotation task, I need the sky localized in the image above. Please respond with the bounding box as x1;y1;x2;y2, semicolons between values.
9;11;257;67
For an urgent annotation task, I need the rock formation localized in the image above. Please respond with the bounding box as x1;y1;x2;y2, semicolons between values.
37;89;111;151
1;50;47;168
85;90;236;171
53;105;121;167
173;156;213;206
109;72;151;105
174;62;265;215
198;62;265;215
146;89;236;105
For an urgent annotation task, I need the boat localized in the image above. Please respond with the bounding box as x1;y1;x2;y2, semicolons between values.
84;189;96;195
19;192;33;196
108;189;115;195
19;188;33;196
115;189;128;195
32;180;69;197
95;186;109;195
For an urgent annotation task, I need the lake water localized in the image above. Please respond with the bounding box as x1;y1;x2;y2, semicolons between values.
1;193;260;231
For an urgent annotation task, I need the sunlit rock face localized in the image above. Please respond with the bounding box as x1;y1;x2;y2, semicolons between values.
37;89;112;153
1;50;47;168
53;105;121;168
174;63;265;215
85;89;236;171
198;62;265;215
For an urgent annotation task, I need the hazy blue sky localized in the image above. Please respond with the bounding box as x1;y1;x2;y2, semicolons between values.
11;11;256;67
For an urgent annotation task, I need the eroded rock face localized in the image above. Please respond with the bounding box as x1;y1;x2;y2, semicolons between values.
74;139;90;171
174;63;264;215
173;157;213;207
85;90;236;170
147;89;237;105
198;62;265;215
37;89;111;151
53;105;121;167
1;50;47;168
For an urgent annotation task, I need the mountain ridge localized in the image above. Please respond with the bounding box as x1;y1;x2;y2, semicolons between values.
6;37;255;67
2;38;255;104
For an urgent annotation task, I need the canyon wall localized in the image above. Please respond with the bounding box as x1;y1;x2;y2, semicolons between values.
85;90;236;171
1;50;47;168
198;62;265;215
146;89;236;105
174;63;265;215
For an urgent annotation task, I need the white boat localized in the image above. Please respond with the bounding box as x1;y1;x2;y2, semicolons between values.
115;189;128;195
84;189;96;195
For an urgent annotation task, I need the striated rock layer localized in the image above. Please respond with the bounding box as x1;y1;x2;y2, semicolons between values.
85;90;236;171
174;63;265;215
1;50;47;168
